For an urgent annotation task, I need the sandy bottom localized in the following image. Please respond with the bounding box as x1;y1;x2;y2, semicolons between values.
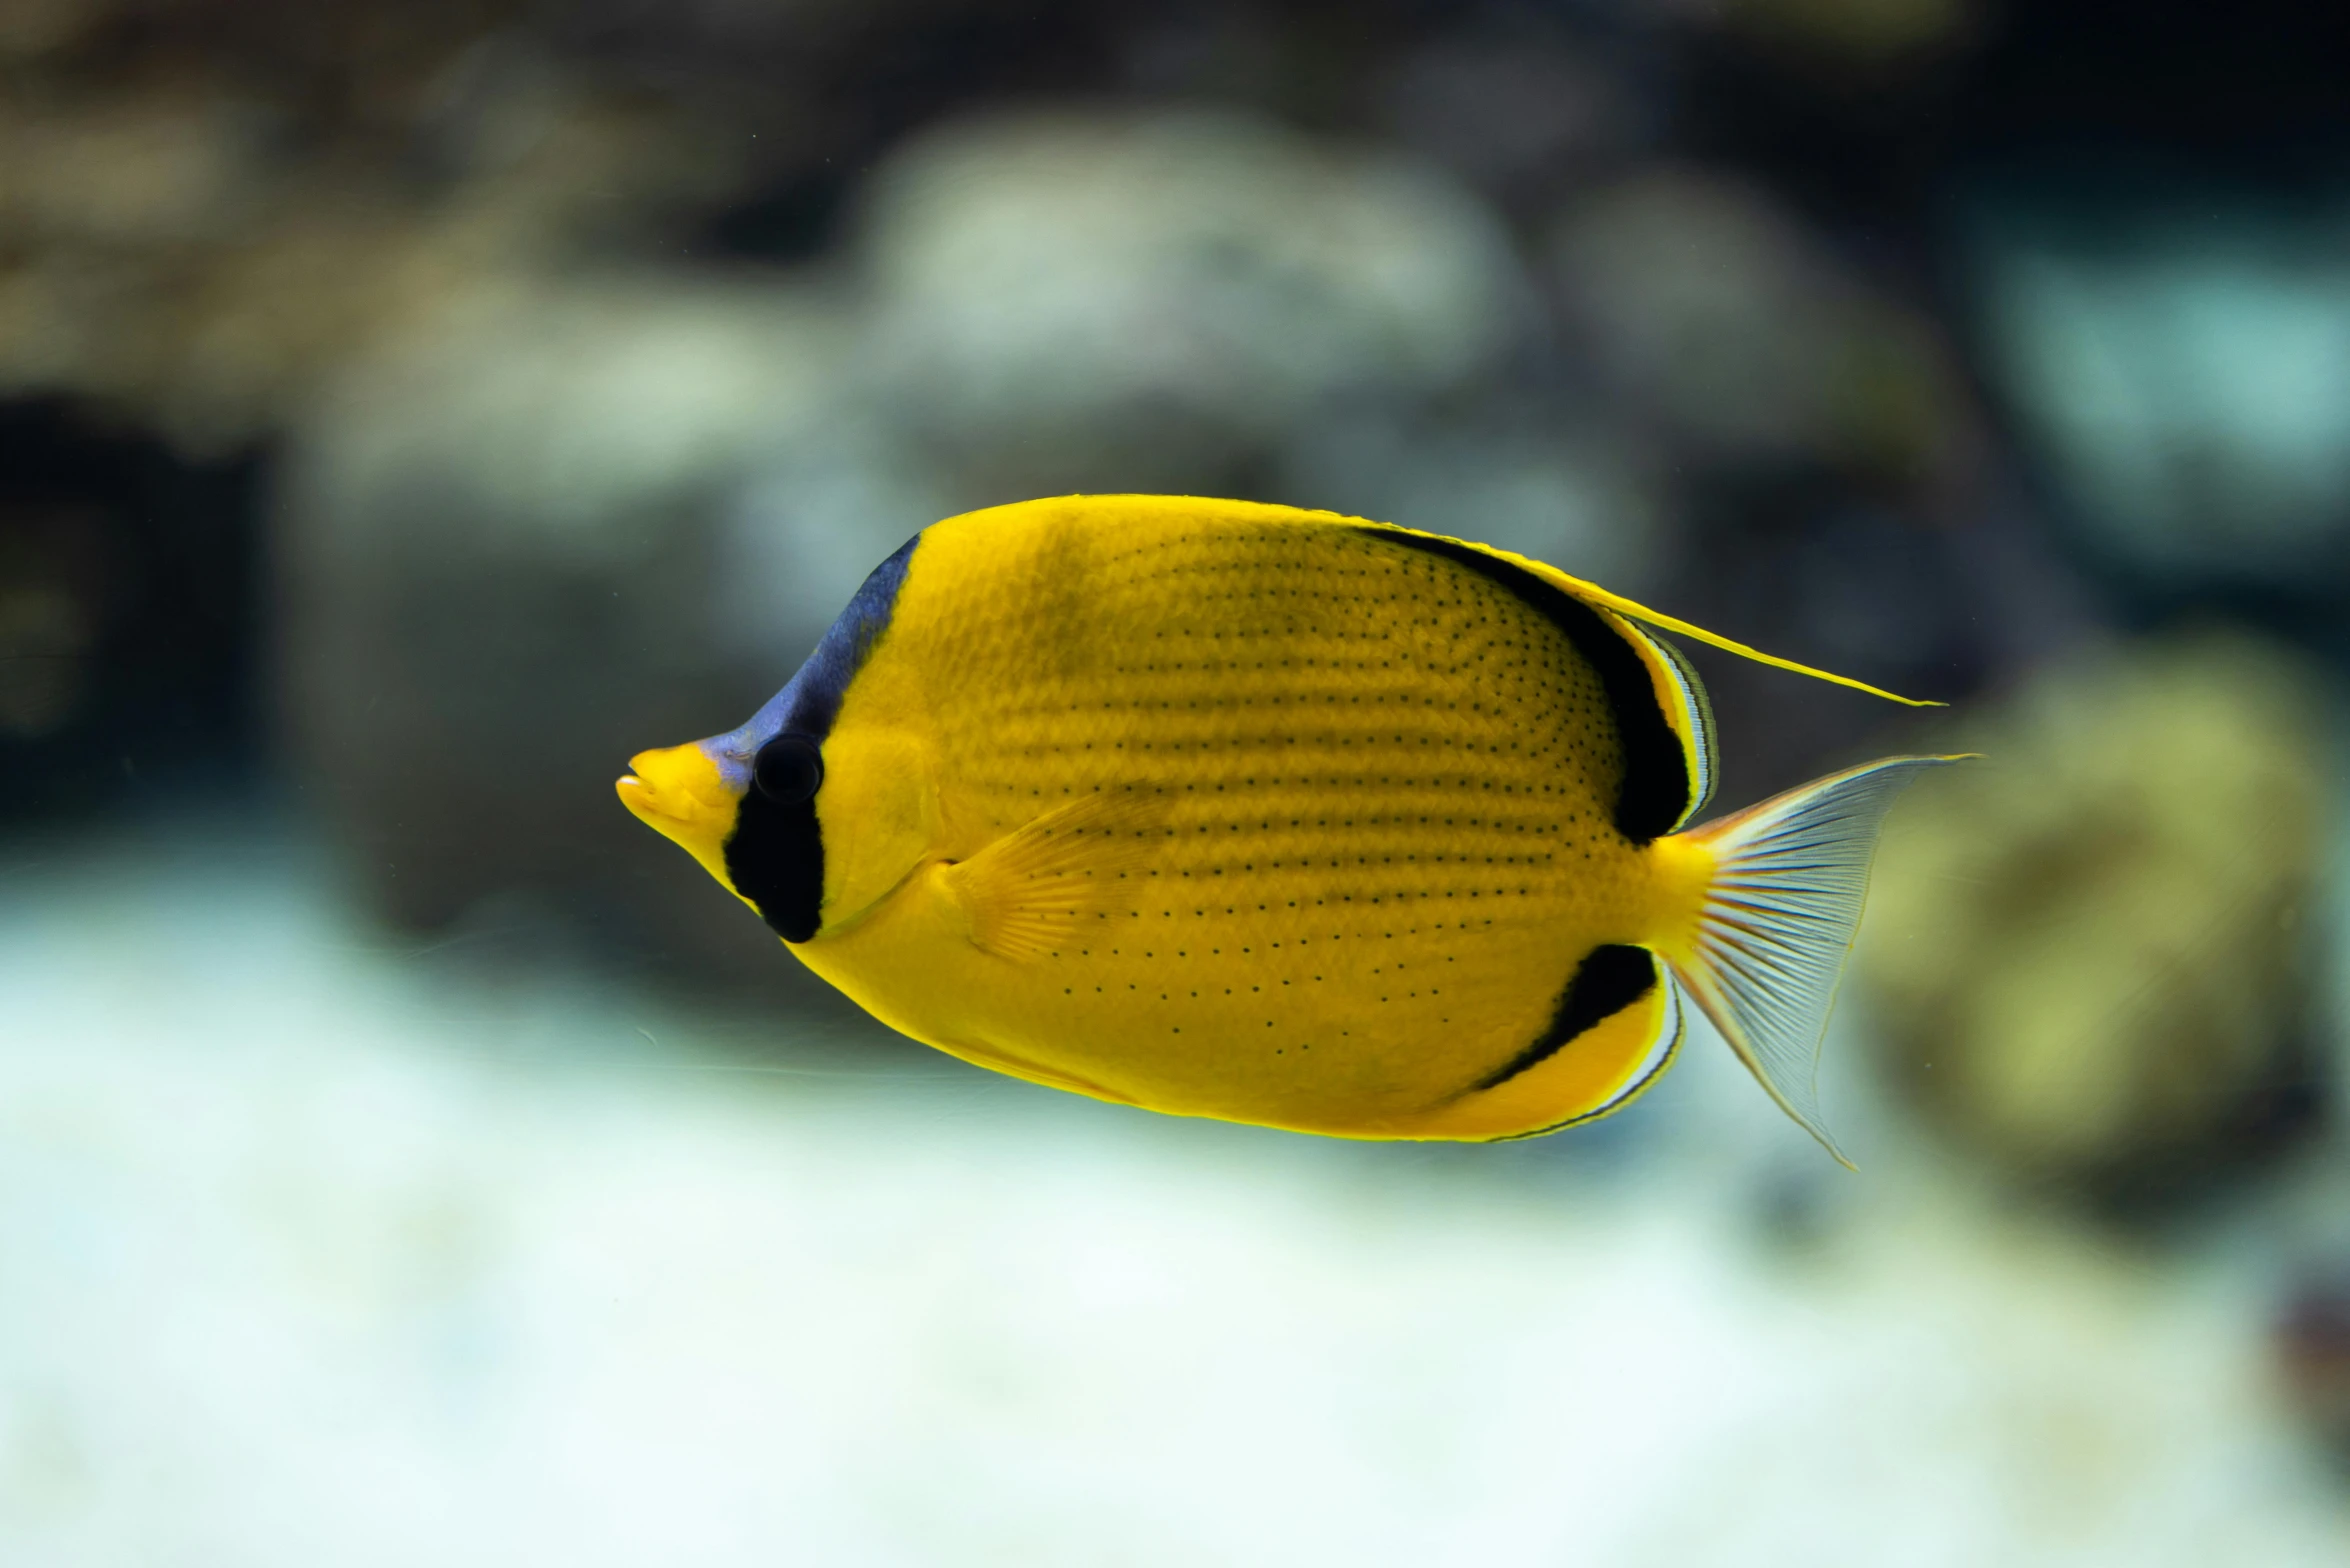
0;819;2342;1567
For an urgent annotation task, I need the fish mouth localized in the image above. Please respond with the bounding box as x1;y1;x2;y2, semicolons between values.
616;742;742;890
616;770;698;840
615;769;674;827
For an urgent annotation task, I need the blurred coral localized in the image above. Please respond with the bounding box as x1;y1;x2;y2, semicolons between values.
1715;0;1978;72
276;274;867;998
2276;1271;2350;1466
856;108;1531;500
276;105;1535;992
1860;632;2333;1201
1966;193;2350;606
1375;29;1640;206
0;0;2251;1059
1548;168;1969;492
0;0;743;450
0;504;110;738
3;4;2349;1552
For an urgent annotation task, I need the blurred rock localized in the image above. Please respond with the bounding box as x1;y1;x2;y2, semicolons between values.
1278;406;1673;593
278;273;892;1006
1859;632;2332;1205
278;105;1545;1001
0;0;95;58
856;108;1534;500
0;3;741;452
2276;1269;2350;1468
1378;31;1641;206
1966;188;2350;606
0;400;264;818
0;94;267;246
1548;167;1968;492
0;504;109;739
1713;0;1978;73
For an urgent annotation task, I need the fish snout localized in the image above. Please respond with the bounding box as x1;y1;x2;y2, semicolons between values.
618;740;727;815
617;741;742;885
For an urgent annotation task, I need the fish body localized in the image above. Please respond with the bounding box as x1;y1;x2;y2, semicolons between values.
621;495;1952;1157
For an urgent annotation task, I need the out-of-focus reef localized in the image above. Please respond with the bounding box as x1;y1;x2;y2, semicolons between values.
1548;167;1968;490
228;8;1984;994
5;0;2311;1027
277;107;1544;995
2277;1271;2350;1468
277;277;861;995
860;111;1528;500
0;402;263;814
10;1;2350;1549
0;0;744;453
1962;183;2350;643
1860;633;2335;1205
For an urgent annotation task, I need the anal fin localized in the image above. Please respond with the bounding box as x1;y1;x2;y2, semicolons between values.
942;789;1171;962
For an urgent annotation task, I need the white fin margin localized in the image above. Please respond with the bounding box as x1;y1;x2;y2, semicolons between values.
1491;969;1686;1142
1669;756;1964;1167
1612;617;1719;830
1594;968;1686;1120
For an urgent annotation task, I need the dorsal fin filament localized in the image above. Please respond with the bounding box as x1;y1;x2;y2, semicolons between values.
1356;522;1943;709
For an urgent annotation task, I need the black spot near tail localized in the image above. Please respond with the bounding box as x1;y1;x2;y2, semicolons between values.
1472;944;1657;1092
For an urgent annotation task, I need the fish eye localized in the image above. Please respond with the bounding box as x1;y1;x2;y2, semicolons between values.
753;733;824;805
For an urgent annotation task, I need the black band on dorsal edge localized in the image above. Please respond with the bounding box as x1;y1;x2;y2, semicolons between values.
1472;944;1658;1093
1348;528;1693;842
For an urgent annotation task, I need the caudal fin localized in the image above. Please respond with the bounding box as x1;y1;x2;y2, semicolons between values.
1665;756;1966;1168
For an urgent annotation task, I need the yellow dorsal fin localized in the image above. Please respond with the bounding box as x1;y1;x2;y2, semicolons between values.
942;789;1173;962
1358;521;1943;709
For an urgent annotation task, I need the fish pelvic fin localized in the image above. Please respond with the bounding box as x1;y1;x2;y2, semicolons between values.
942;788;1173;962
1661;755;1969;1168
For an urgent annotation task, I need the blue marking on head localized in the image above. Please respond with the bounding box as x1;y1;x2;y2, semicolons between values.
699;532;922;792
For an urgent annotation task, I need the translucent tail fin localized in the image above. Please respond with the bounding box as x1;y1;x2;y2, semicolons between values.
1665;756;1966;1168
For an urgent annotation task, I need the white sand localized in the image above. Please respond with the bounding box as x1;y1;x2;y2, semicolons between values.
0;821;2341;1567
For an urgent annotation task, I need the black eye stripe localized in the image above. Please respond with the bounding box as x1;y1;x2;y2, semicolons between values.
723;532;921;945
726;778;823;944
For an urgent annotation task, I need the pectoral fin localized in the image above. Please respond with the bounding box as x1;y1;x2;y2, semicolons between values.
940;789;1171;962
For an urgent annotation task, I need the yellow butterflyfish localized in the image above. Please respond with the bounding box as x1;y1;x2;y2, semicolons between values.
620;495;1958;1163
